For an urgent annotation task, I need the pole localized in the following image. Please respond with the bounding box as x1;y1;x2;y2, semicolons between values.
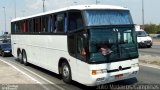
142;0;144;29
42;0;45;12
73;1;77;5
3;7;6;33
96;0;100;4
15;0;17;18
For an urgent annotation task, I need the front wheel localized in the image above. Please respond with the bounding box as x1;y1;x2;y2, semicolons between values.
62;62;72;83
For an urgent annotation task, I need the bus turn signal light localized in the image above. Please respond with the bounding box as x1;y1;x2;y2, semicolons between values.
92;70;97;75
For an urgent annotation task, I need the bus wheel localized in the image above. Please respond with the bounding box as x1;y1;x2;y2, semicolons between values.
22;51;28;66
62;62;72;83
18;51;23;64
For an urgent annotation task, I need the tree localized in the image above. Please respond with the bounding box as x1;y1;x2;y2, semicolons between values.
144;24;160;34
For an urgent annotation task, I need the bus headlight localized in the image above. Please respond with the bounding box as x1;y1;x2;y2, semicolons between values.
91;69;107;75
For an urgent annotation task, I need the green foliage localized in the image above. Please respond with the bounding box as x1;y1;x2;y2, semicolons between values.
144;24;160;34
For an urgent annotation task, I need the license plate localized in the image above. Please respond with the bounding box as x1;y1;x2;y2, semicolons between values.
147;43;150;45
115;74;123;79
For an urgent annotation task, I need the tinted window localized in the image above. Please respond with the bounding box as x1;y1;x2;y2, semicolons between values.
89;27;138;63
68;12;83;31
68;35;76;56
55;14;66;33
84;10;133;26
77;34;87;61
12;12;67;34
34;17;41;32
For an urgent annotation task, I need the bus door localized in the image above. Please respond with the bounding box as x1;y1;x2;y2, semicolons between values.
75;32;90;81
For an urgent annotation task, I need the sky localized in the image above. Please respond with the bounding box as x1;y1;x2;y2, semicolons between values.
0;0;160;35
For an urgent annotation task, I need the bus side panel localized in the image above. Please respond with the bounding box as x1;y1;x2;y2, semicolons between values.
11;35;70;74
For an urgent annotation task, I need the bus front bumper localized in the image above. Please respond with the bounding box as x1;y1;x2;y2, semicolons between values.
86;67;139;86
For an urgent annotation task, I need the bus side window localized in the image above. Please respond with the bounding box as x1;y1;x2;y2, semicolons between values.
23;20;26;33
69;15;76;31
56;14;65;33
34;17;41;32
68;12;84;31
47;15;53;33
41;16;46;32
64;14;67;32
11;22;15;33
27;19;33;33
51;15;55;33
14;22;17;33
54;15;58;33
16;21;21;33
77;17;83;29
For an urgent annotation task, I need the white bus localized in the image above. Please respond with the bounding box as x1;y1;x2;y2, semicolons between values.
11;5;139;86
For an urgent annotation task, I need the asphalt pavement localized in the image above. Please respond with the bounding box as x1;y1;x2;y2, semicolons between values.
139;45;160;56
137;65;160;84
0;57;160;90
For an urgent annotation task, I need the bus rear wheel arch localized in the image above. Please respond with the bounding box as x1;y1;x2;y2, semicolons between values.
59;59;72;83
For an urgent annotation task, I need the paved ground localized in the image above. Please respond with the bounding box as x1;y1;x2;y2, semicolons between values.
0;60;54;90
0;57;160;90
153;39;160;45
0;60;36;84
139;39;160;66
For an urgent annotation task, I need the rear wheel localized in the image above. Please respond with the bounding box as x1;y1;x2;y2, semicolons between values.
62;62;72;83
22;51;28;66
17;50;23;64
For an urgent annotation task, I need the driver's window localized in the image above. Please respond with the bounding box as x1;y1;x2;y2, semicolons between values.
77;35;86;61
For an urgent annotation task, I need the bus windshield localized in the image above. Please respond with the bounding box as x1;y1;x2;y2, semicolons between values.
84;10;133;26
88;26;138;63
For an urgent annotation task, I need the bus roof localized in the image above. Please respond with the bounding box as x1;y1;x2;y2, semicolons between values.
11;4;128;22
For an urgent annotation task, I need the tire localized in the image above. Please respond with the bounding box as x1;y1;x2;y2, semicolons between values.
147;45;152;48
62;62;72;83
2;52;5;57
22;51;28;66
17;51;23;64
